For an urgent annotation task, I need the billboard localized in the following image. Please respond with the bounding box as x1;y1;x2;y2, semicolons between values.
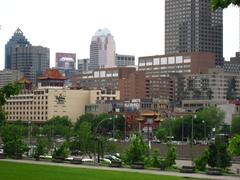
56;53;76;70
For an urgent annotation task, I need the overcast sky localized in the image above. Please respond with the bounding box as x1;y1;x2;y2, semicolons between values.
0;0;239;69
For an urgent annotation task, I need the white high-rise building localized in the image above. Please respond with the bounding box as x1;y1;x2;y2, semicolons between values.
89;28;116;70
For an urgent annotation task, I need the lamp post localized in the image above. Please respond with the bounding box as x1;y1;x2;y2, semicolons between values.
181;116;184;143
191;114;197;166
94;116;118;163
28;119;32;156
202;120;206;142
123;115;127;140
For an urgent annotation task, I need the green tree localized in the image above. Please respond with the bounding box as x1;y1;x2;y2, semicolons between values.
166;145;176;167
197;106;225;133
1;124;28;158
71;121;94;156
228;134;240;157
42;116;72;139
33;137;48;160
52;142;69;159
211;0;240;10
208;143;232;169
217;144;232;169
151;149;160;168
155;127;167;142
208;144;218;167
75;113;95;131
231;117;240;135
0;83;20;128
195;149;209;171
125;134;148;164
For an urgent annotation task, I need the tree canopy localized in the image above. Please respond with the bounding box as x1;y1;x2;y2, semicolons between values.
0;83;21;127
228;134;240;157
211;0;240;10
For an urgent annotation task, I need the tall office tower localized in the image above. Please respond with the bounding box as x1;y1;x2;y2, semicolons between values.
165;0;223;65
11;46;50;85
89;28;116;71
5;28;31;69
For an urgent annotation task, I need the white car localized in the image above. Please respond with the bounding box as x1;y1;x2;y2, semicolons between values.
0;149;4;154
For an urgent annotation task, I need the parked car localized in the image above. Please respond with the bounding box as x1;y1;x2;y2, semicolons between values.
104;155;121;162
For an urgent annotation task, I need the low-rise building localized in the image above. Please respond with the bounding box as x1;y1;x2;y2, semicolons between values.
223;52;240;74
0;69;23;88
3;69;120;123
183;68;240;101
115;54;135;67
72;67;146;101
3;88;120;124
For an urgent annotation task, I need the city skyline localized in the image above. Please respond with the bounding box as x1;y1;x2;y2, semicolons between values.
0;0;239;70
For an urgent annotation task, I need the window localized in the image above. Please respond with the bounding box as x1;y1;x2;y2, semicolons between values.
94;71;99;78
161;57;167;65
184;56;191;63
176;56;183;63
168;57;175;64
153;58;160;65
146;60;152;66
100;71;106;77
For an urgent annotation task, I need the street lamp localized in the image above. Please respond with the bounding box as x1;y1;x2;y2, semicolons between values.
202;120;206;142
181;116;184;143
123;115;127;141
28;119;32;156
191;114;197;166
94;115;118;163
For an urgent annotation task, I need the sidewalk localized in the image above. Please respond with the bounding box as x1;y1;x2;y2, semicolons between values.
0;159;239;180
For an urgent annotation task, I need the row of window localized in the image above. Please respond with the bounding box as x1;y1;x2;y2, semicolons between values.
8;116;48;121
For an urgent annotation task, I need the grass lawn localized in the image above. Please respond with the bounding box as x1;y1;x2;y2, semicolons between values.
0;161;199;180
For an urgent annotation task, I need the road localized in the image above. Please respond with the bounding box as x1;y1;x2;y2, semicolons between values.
0;159;240;180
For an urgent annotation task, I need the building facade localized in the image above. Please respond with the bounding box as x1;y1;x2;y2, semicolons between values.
72;67;148;101
89;29;116;70
223;52;240;74
5;28;31;69
55;52;76;70
115;54;135;67
183;68;240;101
77;58;89;73
11;46;50;85
0;69;23;88
165;0;223;65
138;52;215;78
3;88;120;123
138;52;215;105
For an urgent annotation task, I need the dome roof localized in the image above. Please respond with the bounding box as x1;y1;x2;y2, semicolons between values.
94;28;112;37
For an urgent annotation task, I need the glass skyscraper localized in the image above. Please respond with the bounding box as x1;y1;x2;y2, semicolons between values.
5;28;31;69
89;28;116;71
165;0;223;65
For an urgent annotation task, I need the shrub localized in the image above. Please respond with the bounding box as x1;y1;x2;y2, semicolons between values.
159;159;169;170
33;137;48;160
125;134;148;165
52;143;69;159
151;149;160;168
195;149;209;171
208;143;232;169
166;145;176;167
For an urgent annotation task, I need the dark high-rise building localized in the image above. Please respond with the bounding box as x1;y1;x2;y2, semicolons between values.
11;46;50;85
5;28;31;69
165;0;223;65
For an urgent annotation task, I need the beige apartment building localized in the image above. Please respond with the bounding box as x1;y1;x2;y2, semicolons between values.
3;87;120;124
